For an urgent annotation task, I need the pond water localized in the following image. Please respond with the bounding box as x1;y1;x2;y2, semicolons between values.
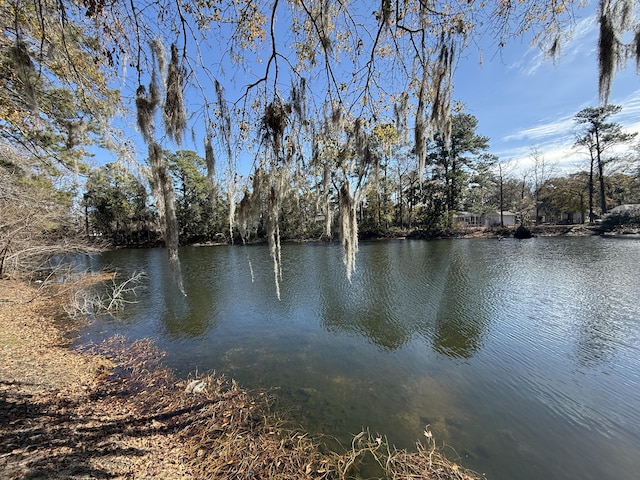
75;237;640;480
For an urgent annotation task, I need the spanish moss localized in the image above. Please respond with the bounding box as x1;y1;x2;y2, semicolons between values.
214;80;232;162
262;99;291;157
381;0;392;26
235;170;263;243
266;183;283;300
136;42;185;295
290;77;307;125
635;28;640;73
204;134;216;198
415;75;427;178
164;44;187;144
147;142;166;234
598;12;615;104
352;118;371;167
10;40;37;112
227;176;237;244
430;35;455;145
150;38;166;83
340;181;358;282
236;190;254;242
148;142;185;295
394;92;409;144
135;82;160;144
322;164;332;238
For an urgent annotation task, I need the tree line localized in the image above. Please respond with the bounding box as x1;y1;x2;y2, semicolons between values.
83;107;639;247
2;0;639;279
2;98;637;280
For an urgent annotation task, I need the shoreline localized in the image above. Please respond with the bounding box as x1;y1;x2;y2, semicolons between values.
108;223;610;250
188;224;607;249
1;280;481;479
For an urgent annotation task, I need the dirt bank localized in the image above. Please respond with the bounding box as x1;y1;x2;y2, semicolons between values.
0;280;480;480
0;280;195;479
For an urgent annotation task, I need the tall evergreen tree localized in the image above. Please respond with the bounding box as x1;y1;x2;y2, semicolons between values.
574;105;637;218
425;113;489;225
167;150;227;243
85;163;153;245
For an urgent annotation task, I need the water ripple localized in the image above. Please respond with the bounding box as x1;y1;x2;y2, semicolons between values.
80;237;640;480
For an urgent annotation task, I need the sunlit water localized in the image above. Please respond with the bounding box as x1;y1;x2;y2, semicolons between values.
75;237;640;480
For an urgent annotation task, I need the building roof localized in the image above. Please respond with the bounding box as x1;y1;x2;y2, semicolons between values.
485;210;516;216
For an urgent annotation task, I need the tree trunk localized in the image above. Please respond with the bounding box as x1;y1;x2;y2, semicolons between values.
588;152;595;223
396;167;403;228
597;158;607;215
84;199;89;237
595;130;607;215
499;173;504;227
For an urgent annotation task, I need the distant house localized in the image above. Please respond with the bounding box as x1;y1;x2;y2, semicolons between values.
454;211;482;227
559;211;586;224
483;211;516;227
453;210;516;227
530;208;587;225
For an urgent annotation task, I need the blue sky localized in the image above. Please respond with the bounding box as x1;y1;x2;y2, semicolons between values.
95;3;639;180
456;10;640;174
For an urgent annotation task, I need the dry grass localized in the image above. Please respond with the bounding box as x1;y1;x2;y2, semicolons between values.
0;279;483;480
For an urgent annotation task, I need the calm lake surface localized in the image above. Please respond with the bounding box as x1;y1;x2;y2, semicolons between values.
75;237;640;480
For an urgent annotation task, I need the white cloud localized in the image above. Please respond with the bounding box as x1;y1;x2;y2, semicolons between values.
516;14;598;76
568;15;598;47
502;117;575;142
466;4;638;178
493;139;585;174
494;120;640;176
495;87;640;170
612;89;640;125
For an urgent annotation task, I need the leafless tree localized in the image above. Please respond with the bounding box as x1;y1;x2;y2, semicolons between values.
0;147;101;279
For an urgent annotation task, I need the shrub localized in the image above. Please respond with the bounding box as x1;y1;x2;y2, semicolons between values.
601;204;640;230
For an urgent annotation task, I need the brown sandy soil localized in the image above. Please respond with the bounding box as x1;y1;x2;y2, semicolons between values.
0;280;194;479
0;279;481;480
